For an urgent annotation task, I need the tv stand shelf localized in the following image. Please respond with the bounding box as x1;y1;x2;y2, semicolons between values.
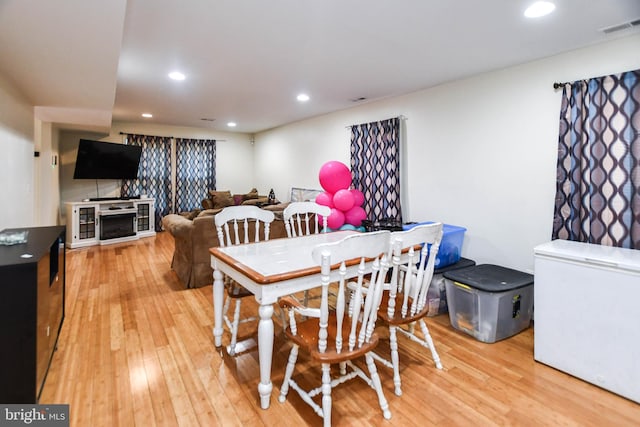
89;196;141;201
65;198;155;248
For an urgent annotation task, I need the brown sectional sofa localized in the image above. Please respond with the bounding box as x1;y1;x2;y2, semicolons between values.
162;189;289;288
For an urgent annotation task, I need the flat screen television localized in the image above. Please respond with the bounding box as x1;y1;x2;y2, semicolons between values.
72;139;142;180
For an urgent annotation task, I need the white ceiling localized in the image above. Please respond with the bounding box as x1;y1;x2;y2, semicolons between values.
1;0;639;134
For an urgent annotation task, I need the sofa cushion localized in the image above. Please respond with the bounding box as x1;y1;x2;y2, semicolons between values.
196;208;221;218
209;190;235;209
179;209;201;220
241;197;269;206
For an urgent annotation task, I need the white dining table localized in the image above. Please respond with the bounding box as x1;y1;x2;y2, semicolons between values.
209;230;365;409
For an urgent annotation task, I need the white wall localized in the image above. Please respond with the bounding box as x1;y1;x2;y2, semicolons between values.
59;122;255;223
254;34;640;273
0;72;35;229
34;119;62;225
108;122;255;193
59;129;115;206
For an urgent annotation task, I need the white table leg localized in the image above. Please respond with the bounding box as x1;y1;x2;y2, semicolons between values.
257;303;274;409
212;267;224;347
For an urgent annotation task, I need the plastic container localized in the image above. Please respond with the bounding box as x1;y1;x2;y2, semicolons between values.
443;264;534;343
426;257;476;316
403;222;466;269
363;218;403;232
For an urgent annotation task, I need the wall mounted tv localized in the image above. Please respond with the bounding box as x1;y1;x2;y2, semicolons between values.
72;139;142;180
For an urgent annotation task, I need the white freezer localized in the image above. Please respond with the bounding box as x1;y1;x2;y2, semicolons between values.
533;239;640;404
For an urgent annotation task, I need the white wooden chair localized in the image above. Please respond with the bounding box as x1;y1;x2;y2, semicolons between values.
283;201;332;305
283;201;331;238
374;222;444;396
278;230;392;427
215;205;275;355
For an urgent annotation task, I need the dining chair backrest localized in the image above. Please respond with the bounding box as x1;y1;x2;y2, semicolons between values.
215;205;275;247
283;201;331;238
388;223;443;319
310;230;391;353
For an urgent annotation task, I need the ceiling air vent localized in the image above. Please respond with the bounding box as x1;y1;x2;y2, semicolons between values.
599;18;640;34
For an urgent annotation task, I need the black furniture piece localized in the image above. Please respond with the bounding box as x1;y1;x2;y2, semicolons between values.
0;226;65;403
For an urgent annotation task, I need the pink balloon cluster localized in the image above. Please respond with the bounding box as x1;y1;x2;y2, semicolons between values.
316;161;367;230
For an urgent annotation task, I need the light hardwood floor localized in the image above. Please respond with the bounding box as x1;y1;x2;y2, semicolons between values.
40;231;640;426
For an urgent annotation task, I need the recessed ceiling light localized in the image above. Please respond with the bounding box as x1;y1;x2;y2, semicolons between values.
524;1;556;18
297;93;310;102
227;122;237;127
141;113;153;118
168;71;186;81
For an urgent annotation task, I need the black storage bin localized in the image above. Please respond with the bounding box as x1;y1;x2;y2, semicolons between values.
426;257;476;316
443;264;534;343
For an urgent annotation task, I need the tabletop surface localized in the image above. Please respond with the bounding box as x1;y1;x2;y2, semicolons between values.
210;231;357;283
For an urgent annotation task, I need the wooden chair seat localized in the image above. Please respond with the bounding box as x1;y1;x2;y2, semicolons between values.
278;230;392;426
371;223;445;396
281;306;380;364
376;292;428;326
226;281;253;298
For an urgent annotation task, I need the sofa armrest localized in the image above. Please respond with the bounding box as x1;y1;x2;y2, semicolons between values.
162;212;288;289
162;214;196;287
162;214;194;239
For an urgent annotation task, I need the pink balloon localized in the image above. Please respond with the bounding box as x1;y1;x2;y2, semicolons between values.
333;189;355;211
318;161;352;194
350;189;365;206
315;191;334;208
326;208;345;230
344;206;367;226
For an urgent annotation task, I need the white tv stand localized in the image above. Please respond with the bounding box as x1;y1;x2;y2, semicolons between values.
65;198;156;248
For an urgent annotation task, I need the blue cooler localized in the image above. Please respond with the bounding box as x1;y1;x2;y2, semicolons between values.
403;222;467;269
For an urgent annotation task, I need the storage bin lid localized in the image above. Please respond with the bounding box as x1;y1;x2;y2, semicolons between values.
443;264;533;292
434;257;475;274
403;221;466;234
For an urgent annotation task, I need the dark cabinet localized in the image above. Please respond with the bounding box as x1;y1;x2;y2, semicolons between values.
0;226;65;403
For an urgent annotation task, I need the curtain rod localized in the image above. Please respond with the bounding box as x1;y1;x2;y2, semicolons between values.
119;131;173;138
553;68;631;89
118;131;226;141
345;115;407;129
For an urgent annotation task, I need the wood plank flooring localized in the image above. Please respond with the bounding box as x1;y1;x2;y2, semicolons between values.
39;231;640;426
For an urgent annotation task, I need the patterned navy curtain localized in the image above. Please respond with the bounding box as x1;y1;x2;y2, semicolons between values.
553;69;640;248
175;138;216;212
121;134;172;231
350;117;402;222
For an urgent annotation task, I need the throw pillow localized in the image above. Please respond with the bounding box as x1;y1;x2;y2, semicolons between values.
209;190;234;209
243;188;260;201
233;194;244;205
201;198;214;210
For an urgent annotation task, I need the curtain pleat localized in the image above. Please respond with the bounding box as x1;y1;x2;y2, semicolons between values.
553;70;640;248
350;117;402;222
175;138;216;212
121;134;172;231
